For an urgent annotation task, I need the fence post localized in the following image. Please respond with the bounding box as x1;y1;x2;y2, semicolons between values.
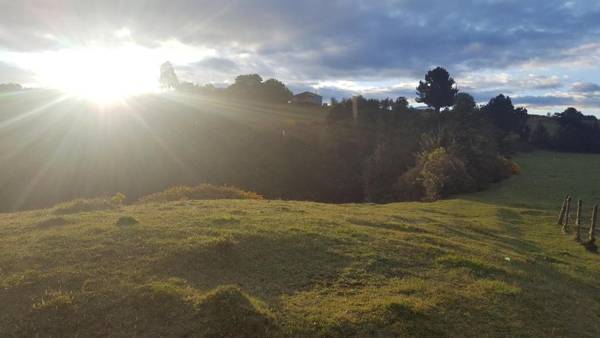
574;200;582;242
557;195;569;225
589;204;598;243
562;196;572;233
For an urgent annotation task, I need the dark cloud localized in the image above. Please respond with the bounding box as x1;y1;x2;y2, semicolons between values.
572;82;600;93
513;95;576;106
513;93;600;110
2;0;600;78
2;1;600;112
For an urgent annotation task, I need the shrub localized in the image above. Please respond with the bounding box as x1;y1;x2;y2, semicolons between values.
111;192;127;205
498;156;521;177
138;184;264;203
395;167;424;201
418;147;473;201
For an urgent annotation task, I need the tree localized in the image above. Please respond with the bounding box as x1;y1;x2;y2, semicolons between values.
416;147;473;201
261;79;293;103
482;94;528;136
327;98;353;122
416;67;458;113
553;107;592;152
530;120;551;148
453;93;476;114
228;74;263;99
392;97;409;112
0;83;23;92
233;74;263;87
557;107;584;127
159;62;179;90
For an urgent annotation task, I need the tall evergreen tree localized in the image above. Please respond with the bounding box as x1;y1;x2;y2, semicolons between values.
416;67;459;113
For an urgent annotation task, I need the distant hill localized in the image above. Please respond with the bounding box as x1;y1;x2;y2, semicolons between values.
1;151;600;336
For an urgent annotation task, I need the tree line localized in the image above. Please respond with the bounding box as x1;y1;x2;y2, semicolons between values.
154;64;600;202
160;61;294;104
317;67;528;202
530;108;600;153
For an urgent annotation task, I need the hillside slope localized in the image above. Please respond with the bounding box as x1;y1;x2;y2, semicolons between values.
1;151;600;337
0;90;327;212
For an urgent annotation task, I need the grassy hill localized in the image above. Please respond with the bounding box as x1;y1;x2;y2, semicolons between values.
0;90;331;212
1;151;600;337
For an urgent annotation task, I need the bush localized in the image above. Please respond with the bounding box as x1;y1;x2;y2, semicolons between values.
138;184;264;203
111;192;127;205
363;143;408;203
418;147;473;201
498;156;521;177
395;167;424;201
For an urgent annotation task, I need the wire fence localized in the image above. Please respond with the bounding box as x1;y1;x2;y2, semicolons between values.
557;195;598;247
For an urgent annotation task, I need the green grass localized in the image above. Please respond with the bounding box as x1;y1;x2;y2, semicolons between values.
1;151;600;337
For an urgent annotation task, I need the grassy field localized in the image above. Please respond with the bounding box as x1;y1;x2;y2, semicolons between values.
1;151;600;337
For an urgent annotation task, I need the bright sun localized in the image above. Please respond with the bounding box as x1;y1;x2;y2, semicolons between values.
33;46;160;104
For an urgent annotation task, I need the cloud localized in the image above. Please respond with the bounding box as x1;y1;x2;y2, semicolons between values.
572;82;600;93
2;1;600;113
0;62;35;84
3;1;600;76
513;91;600;110
513;95;576;107
519;75;562;90
176;57;241;83
191;57;239;73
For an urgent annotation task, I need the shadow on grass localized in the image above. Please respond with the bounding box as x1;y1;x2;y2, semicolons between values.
156;233;352;300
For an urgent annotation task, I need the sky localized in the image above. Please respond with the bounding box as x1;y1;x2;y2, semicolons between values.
1;0;600;115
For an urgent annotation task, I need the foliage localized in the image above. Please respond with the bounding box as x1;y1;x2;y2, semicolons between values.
111;192;127;205
138;184;264;203
363;142;412;203
529;120;551;148
0;68;532;211
261;78;293;103
557;107;585;127
482;94;529;142
0;83;23;92
415;67;459;112
418;147;473;201
551;107;600;153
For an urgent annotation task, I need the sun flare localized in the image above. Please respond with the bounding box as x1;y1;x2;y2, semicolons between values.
30;46;160;104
